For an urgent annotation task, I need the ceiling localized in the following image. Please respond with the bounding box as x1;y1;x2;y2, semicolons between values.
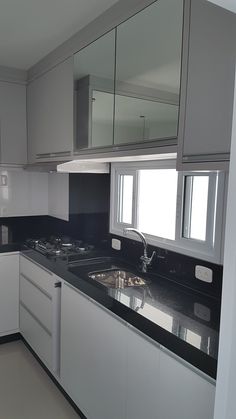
208;0;236;13
0;0;234;72
0;0;118;70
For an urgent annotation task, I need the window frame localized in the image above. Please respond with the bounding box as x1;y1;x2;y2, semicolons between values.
110;161;226;263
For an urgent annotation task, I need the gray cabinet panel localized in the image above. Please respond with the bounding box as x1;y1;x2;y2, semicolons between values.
60;283;126;419
74;30;116;150
0;82;27;165
158;348;215;419
126;327;161;419
178;0;236;169
27;57;74;163
114;0;183;146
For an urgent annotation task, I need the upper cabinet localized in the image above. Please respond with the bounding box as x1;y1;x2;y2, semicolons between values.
177;0;236;170
25;0;236;165
74;0;183;153
27;57;74;163
0;81;27;165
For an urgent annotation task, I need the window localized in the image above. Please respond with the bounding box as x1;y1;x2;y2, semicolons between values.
110;161;226;263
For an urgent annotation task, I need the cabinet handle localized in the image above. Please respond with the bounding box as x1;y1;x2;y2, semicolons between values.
20;301;52;336
183;153;229;163
20;273;52;300
36;151;71;159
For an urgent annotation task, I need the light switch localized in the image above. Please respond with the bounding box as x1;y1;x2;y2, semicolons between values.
112;238;121;251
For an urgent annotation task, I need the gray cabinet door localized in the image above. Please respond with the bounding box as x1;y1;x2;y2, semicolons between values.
114;0;183;146
74;30;116;150
177;0;236;169
158;348;215;419
125;327;161;419
0;254;19;335
0;82;27;164
27;57;73;162
60;282;127;419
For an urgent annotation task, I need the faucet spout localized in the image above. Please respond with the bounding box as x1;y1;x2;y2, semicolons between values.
124;228;148;257
123;228;155;272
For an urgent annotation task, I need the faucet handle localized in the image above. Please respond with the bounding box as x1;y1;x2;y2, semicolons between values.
149;251;156;264
140;251;156;266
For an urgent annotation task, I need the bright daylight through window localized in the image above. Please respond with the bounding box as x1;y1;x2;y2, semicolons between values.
111;162;225;263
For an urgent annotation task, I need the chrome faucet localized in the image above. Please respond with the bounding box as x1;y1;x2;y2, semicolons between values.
123;228;156;273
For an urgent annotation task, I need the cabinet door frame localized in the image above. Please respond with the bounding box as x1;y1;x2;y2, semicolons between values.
0;252;19;337
177;0;235;171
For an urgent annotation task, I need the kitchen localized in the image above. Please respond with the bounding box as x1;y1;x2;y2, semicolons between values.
0;0;235;418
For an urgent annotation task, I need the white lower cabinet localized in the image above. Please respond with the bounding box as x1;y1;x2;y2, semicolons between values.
60;282;126;419
61;281;215;419
158;349;215;419
0;253;19;336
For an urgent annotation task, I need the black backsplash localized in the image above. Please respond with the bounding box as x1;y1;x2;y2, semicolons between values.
110;235;223;300
0;172;223;300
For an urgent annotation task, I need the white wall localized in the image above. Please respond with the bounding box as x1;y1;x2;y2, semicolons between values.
214;70;236;419
0;168;69;221
0;169;48;217
48;172;69;221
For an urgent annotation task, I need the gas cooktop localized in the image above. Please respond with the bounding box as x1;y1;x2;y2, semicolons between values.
25;236;96;262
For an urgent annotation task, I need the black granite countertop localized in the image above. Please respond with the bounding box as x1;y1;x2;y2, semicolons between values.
19;246;220;379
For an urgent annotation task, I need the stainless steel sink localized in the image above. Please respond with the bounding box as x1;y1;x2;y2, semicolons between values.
88;269;148;289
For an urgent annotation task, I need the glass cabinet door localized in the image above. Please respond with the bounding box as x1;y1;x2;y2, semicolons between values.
114;0;183;145
74;30;116;149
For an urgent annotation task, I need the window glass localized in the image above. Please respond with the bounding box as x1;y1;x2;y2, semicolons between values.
137;169;178;240
118;175;133;224
183;176;209;241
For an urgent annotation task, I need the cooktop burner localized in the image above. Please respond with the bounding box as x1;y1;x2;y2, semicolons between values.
25;236;95;261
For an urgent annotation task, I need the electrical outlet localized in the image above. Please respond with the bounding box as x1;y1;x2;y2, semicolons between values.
195;265;213;283
112;238;121;251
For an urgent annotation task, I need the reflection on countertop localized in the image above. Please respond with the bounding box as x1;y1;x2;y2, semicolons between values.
108;279;219;359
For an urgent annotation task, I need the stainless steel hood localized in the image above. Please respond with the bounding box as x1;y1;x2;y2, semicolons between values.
57;160;110;173
24;160;110;173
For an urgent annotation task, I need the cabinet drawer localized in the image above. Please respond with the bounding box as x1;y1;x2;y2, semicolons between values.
20;256;54;295
20;303;52;369
20;274;52;332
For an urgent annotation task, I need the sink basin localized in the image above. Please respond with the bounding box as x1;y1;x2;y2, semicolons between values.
88;269;148;289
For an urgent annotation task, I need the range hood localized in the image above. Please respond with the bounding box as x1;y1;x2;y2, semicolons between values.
57;160;110;173
24;160;110;173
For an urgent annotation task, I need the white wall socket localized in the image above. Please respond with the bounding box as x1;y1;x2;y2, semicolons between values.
195;265;213;283
112;238;121;251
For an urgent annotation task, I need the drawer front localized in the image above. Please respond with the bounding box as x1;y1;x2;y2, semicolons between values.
20;274;52;332
20;255;54;295
20;303;52;369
